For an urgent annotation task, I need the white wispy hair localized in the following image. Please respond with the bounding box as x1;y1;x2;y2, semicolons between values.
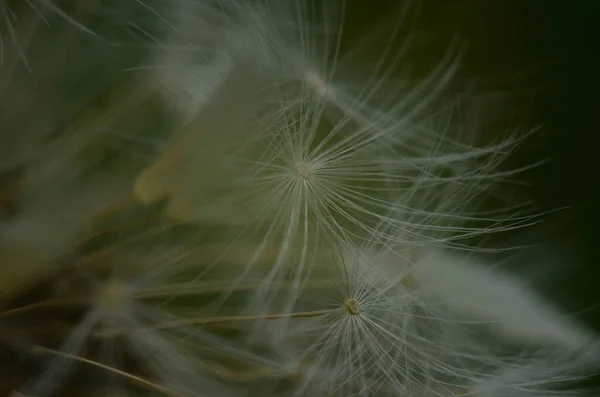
14;243;251;397
132;1;237;120
2;1;598;397
136;0;539;244
131;0;544;321
469;344;600;397
0;0;96;70
412;248;595;347
252;241;599;397
0;0;171;182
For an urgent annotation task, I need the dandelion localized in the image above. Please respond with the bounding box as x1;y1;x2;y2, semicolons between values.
132;0;542;321
1;0;599;396
257;240;598;397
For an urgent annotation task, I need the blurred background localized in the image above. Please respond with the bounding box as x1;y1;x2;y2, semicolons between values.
457;0;600;333
363;0;600;333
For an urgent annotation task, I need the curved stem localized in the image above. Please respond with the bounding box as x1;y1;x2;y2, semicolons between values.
31;345;181;396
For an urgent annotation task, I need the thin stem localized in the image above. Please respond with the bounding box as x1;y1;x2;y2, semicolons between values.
31;345;181;396
94;309;332;337
136;278;336;299
149;309;333;329
0;298;88;318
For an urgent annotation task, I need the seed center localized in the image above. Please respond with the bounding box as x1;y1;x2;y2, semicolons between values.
306;72;328;97
295;162;312;180
98;280;128;314
345;298;361;315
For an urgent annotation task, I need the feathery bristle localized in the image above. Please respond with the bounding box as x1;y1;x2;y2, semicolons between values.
1;1;598;396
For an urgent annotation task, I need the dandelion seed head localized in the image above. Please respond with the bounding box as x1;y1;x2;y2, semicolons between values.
305;71;329;97
344;298;361;315
293;161;313;181
95;279;131;318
